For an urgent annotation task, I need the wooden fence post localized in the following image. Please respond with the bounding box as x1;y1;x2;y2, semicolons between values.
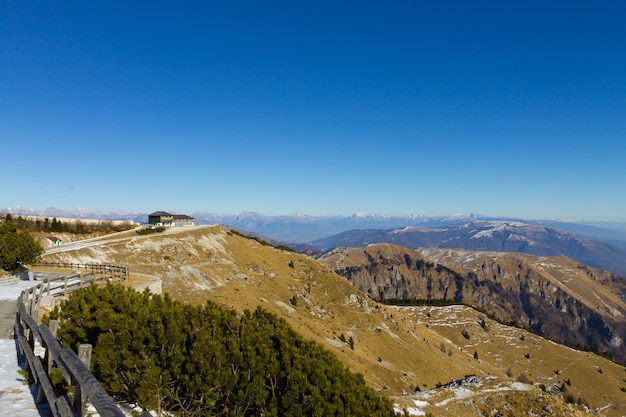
48;320;59;375
29;291;36;316
40;341;51;405
21;292;29;317
78;344;92;368
75;344;93;417
26;320;35;386
49;320;59;338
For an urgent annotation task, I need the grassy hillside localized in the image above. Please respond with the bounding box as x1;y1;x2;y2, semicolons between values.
40;226;626;416
321;244;626;364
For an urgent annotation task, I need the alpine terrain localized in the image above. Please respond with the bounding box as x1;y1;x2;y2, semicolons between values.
311;221;626;278
36;225;626;416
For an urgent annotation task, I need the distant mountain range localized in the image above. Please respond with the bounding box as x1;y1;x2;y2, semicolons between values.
311;221;626;278
191;211;489;242
1;206;144;223
4;206;626;276
5;206;626;244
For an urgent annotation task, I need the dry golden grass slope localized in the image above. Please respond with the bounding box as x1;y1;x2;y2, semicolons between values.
322;243;626;364
419;247;626;319
39;225;626;416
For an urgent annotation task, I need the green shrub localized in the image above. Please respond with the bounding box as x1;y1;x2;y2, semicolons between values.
50;284;396;416
289;295;298;306
136;226;166;235
0;220;43;271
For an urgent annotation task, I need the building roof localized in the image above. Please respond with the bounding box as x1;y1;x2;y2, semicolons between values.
47;236;61;242
149;211;173;216
148;211;194;221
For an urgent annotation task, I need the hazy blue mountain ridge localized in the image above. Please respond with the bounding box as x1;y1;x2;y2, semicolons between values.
311;221;626;278
3;206;626;276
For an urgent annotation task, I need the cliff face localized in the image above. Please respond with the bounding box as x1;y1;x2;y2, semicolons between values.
320;244;626;364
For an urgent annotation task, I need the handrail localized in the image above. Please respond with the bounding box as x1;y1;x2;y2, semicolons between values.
14;268;133;417
32;262;128;281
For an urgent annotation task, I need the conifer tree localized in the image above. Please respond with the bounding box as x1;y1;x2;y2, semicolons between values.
50;284;397;417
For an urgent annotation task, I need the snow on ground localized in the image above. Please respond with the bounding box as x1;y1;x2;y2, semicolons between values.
0;280;52;416
0;338;51;417
0;336;141;417
0;280;41;301
394;403;425;416
398;375;536;414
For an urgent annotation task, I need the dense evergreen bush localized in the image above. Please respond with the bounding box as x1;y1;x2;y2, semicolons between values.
0;220;43;271
49;284;397;416
135;226;166;235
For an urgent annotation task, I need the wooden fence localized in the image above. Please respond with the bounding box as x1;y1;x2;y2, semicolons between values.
14;269;146;417
32;262;128;281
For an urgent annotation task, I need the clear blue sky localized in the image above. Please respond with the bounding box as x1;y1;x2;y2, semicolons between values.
2;1;625;220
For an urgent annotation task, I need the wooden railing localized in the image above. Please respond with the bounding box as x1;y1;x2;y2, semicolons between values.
32;262;128;281
14;269;144;417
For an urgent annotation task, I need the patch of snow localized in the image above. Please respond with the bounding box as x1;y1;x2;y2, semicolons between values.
0;339;51;416
392;226;437;234
435;387;475;406
0;280;40;301
510;382;533;391
394;405;425;416
409;390;433;401
412;399;430;408
506;234;530;242
469;222;528;240
470;229;495;239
